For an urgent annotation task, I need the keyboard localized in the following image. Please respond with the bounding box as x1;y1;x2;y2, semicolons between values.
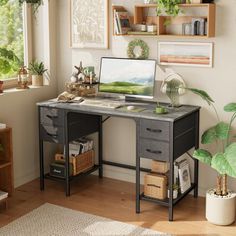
80;99;122;109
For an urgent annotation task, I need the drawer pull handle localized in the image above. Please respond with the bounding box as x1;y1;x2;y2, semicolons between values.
147;184;160;188
46;132;58;138
46;114;58;119
146;128;162;133
146;149;162;155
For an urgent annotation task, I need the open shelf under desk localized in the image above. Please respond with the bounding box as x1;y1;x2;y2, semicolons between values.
140;183;196;207
45;165;99;182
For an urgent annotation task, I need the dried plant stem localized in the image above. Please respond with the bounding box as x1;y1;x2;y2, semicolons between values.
222;174;228;196
215;175;222;195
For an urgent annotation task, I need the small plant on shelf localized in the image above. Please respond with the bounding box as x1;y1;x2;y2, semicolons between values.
187;88;236;225
28;60;47;86
153;0;184;17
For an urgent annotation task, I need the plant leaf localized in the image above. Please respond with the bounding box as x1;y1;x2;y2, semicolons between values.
186;88;214;105
224;103;236;112
215;122;230;140
211;144;236;177
201;127;217;144
193;149;212;165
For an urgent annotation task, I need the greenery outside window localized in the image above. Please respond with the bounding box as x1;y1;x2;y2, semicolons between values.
0;0;31;89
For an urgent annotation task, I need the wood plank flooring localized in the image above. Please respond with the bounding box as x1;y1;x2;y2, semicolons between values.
0;176;235;236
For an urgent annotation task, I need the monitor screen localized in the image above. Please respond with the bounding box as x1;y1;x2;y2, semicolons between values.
99;57;156;98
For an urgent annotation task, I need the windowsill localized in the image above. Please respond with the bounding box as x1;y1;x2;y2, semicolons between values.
0;85;50;96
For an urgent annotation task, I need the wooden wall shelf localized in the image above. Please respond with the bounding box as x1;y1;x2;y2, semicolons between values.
113;3;215;38
0;127;13;197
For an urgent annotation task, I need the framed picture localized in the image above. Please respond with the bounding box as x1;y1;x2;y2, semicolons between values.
178;163;191;194
158;42;213;67
70;0;109;49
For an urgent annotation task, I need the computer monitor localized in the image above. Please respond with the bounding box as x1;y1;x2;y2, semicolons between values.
98;57;156;99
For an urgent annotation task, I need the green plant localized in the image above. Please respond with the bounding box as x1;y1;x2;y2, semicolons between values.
154;0;183;17
28;60;47;76
187;88;236;196
19;0;43;14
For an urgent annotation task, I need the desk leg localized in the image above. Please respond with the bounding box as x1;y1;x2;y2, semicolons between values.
169;159;174;221
98;117;103;178
136;155;140;214
39;139;44;191
194;111;200;198
65;112;70;196
194;159;199;198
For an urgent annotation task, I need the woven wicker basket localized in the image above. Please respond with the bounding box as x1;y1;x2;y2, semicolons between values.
55;150;95;176
65;82;96;97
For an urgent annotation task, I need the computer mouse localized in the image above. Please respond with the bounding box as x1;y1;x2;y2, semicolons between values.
127;105;135;111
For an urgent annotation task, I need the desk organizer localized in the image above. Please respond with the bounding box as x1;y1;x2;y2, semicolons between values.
144;173;167;200
65;82;97;97
55;150;95;176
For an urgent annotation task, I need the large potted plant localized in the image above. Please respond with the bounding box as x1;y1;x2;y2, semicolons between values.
28;60;47;86
188;88;236;225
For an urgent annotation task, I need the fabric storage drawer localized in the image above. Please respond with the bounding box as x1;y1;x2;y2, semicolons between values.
40;107;64;126
140;138;169;161
40;125;64;143
140;119;169;141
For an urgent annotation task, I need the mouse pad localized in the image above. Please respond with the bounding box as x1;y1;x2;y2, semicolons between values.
117;106;146;113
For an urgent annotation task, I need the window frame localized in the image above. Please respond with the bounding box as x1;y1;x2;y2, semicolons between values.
2;3;32;90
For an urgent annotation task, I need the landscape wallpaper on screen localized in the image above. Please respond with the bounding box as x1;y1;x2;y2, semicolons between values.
99;59;155;96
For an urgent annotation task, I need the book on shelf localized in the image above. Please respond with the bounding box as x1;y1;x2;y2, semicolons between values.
114;10;131;34
178;161;191;194
0;190;8;201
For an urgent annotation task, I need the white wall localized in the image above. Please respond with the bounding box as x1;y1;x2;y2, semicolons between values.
0;0;57;187
56;0;236;196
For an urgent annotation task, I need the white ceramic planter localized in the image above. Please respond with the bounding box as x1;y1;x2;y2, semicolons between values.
206;189;236;225
32;75;43;86
167;189;178;199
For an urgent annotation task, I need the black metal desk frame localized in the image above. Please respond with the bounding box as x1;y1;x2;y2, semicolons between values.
38;100;200;221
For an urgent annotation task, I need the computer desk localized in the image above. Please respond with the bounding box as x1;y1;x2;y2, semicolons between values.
37;98;200;221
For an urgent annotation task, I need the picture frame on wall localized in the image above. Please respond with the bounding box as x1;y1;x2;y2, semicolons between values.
158;42;213;67
70;0;109;49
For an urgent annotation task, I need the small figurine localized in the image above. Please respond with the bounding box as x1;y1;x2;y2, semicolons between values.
18;66;29;89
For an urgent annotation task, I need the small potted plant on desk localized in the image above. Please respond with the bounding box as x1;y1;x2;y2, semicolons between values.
188;88;236;226
28;60;47;86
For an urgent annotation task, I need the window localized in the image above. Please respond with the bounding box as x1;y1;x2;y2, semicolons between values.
0;0;31;89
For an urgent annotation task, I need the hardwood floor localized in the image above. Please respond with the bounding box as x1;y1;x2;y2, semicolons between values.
0;176;235;235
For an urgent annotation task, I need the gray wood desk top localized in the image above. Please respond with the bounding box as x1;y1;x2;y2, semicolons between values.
37;98;200;122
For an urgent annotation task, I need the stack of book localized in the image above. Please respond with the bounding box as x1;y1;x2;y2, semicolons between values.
174;159;191;194
114;9;131;34
69;138;94;156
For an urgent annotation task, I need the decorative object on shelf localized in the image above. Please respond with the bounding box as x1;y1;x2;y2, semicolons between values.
147;24;157;33
17;66;29;89
0;81;3;93
158;42;213;67
28;60;47;86
168;184;179;199
191;18;206;36
178;160;191;194
188;0;202;3
19;0;43;14
127;39;149;59
160;72;186;107
188;88;236;225
144;0;154;3
70;0;109;49
182;23;192;35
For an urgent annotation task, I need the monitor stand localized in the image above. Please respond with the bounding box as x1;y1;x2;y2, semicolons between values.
125;95;156;104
